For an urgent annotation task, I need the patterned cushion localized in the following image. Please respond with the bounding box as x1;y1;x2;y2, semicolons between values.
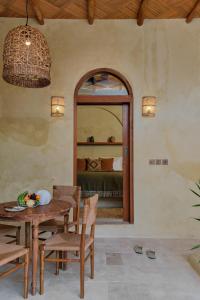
87;158;101;171
101;158;114;171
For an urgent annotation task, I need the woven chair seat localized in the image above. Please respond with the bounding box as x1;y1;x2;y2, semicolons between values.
39;219;64;232
0;224;19;234
44;233;93;251
39;219;78;233
0;243;28;266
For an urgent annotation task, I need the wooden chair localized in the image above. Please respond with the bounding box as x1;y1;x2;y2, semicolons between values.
0;223;21;244
39;185;81;235
40;194;98;299
0;243;29;298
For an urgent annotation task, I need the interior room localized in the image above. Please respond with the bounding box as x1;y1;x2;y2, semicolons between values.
1;1;200;299
77;104;124;221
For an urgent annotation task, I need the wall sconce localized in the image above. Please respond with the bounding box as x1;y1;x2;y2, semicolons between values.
51;96;64;117
142;96;157;117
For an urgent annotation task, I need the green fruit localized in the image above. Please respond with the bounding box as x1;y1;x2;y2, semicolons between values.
17;191;28;206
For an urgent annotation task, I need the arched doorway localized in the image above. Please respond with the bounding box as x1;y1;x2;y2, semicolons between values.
74;68;133;223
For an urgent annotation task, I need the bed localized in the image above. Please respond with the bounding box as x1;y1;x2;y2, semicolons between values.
77;171;123;199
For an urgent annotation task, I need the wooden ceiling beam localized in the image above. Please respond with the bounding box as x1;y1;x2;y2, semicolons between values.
137;0;145;26
87;0;95;25
30;0;44;25
186;0;200;23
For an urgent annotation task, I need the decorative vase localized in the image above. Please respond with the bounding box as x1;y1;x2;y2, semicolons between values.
108;136;116;143
36;190;52;205
87;136;95;143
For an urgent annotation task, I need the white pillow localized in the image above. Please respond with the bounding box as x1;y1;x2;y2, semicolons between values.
113;157;122;171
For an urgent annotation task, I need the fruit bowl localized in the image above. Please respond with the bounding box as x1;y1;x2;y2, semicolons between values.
17;191;40;208
19;202;40;208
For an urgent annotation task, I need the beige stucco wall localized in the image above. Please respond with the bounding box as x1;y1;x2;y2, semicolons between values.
77;105;122;158
0;18;200;238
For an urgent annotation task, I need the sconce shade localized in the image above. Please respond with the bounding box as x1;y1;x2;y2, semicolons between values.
51;97;64;117
142;96;156;117
2;25;51;88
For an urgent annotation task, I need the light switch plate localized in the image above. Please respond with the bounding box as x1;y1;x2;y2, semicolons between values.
149;159;168;165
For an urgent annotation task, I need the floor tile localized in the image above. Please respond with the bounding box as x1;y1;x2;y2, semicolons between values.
106;253;123;266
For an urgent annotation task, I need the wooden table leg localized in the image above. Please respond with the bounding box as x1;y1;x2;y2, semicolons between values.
25;222;31;248
32;223;39;295
62;213;69;270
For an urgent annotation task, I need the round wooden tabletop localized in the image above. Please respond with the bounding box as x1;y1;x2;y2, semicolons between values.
0;199;75;223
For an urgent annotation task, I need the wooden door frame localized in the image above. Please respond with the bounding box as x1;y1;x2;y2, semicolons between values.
73;68;134;223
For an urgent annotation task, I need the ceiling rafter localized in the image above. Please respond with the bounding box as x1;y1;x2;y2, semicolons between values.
186;0;200;23
1;1;200;24
30;0;44;25
137;0;146;26
87;0;95;25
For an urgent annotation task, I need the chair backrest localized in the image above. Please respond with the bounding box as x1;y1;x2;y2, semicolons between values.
53;185;80;200
53;185;81;225
82;194;98;226
80;194;98;249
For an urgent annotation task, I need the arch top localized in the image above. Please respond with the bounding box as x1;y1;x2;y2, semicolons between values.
74;68;133;98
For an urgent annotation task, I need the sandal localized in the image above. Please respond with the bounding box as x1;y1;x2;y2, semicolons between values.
146;250;156;259
134;245;143;254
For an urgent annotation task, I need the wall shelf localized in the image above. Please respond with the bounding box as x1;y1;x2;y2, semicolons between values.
77;142;123;146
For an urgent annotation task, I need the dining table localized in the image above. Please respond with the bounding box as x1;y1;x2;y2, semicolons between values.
0;198;75;295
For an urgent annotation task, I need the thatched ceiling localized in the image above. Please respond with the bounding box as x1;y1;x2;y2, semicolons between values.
0;0;200;26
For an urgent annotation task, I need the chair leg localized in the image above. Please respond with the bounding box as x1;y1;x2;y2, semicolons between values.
40;245;45;295
76;224;79;235
62;251;68;270
24;251;29;299
80;251;85;299
25;222;31;249
16;226;21;245
16;226;21;263
59;251;63;269
75;224;79;257
90;242;94;279
55;251;59;275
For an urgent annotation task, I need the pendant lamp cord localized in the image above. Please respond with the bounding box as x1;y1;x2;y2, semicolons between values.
25;0;29;26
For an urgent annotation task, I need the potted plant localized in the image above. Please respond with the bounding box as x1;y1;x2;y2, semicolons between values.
190;181;200;250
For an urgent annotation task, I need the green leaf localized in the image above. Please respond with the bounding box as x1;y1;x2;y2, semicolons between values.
190;189;200;198
192;204;200;207
196;183;200;191
191;244;200;250
194;218;200;221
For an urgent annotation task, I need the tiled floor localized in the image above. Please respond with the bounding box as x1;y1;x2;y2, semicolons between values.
1;238;200;299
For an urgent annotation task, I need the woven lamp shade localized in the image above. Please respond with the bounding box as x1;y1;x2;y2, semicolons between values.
2;25;51;88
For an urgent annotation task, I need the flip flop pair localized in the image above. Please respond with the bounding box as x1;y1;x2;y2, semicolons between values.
134;245;156;259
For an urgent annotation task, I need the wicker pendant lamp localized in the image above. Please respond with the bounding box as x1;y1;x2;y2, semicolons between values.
2;0;51;88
